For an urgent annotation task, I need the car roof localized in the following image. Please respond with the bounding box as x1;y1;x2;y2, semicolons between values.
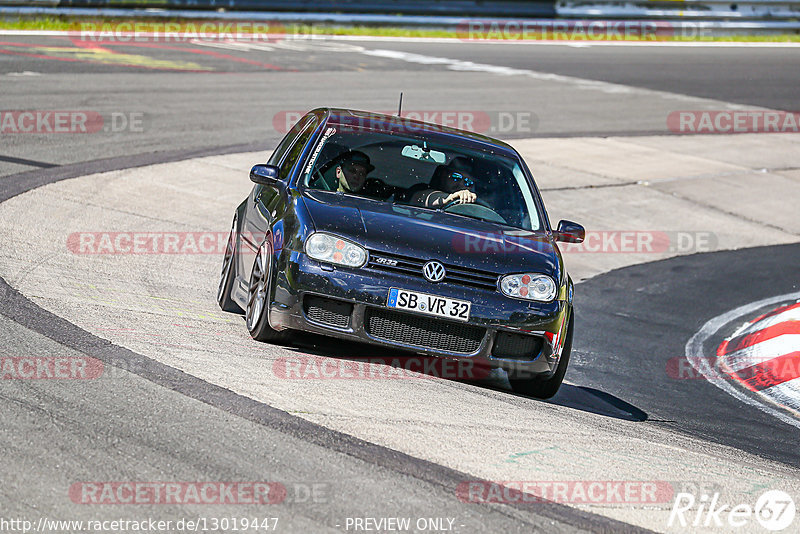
311;107;520;158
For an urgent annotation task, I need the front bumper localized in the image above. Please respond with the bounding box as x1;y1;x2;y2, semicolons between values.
268;251;571;376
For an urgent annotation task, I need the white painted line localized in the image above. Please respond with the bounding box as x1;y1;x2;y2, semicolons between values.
175;38;796;115
356;47;771;110
685;291;800;430
361;47;639;95
178;39;793;115
761;377;800;414
187;39;272;52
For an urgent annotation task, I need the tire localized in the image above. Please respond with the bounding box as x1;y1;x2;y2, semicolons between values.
509;315;573;400
217;216;243;313
246;239;292;343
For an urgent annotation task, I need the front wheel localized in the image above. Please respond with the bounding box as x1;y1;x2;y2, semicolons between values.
246;240;292;343
509;315;573;399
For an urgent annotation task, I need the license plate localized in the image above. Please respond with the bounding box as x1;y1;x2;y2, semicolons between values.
387;288;471;322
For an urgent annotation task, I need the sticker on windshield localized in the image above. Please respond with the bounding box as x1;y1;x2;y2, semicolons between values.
304;126;337;175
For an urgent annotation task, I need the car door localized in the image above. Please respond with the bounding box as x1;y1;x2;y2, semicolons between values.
240;114;319;282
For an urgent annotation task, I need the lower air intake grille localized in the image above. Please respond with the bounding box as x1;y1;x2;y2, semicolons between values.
365;308;484;354
492;331;544;360
303;296;352;328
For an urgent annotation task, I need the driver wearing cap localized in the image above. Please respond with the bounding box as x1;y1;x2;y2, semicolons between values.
336;151;375;193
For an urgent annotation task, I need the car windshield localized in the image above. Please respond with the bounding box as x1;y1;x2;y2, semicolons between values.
301;125;542;231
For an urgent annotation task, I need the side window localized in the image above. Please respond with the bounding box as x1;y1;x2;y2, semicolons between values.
278;117;318;181
267;115;315;167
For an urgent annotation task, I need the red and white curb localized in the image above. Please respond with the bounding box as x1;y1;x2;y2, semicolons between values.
686;291;800;429
717;301;800;413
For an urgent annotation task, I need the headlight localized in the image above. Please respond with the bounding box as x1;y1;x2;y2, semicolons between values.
305;232;367;268
499;273;557;302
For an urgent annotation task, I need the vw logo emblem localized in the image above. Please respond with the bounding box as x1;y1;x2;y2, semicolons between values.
422;261;446;283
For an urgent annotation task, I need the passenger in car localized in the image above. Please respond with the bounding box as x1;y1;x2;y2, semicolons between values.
335;151;375;193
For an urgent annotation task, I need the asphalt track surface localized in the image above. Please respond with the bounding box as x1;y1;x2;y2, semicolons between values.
1;34;799;532
575;244;800;466
3;35;800;177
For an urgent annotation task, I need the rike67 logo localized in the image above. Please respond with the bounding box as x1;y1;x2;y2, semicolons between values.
669;490;796;531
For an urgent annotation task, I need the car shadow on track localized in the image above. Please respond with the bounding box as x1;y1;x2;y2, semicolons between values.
545;385;648;422
276;331;648;423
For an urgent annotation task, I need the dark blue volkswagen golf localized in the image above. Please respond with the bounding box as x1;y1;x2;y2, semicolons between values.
217;108;585;398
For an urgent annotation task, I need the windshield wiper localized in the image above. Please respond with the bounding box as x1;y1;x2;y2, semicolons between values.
438;210;495;224
393;200;438;213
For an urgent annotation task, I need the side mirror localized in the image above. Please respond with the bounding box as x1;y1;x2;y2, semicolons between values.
555;220;585;243
250;164;280;186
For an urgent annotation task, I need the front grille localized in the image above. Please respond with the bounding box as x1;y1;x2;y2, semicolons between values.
365;307;484;354
492;331;544;361
303;296;352;328
367;250;498;290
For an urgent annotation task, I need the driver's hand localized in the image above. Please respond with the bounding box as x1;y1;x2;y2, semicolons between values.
445;189;477;205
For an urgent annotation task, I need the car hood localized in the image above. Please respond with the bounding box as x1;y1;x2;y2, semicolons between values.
301;190;561;277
